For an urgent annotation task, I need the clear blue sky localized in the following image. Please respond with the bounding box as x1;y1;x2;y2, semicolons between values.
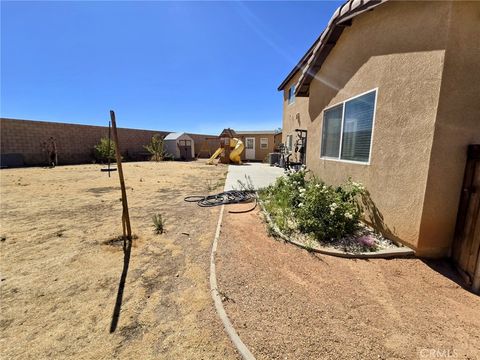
1;1;342;134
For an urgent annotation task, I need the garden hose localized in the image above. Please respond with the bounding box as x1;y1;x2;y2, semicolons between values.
184;190;257;213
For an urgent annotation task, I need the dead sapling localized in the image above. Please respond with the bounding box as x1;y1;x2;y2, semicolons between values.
152;213;165;234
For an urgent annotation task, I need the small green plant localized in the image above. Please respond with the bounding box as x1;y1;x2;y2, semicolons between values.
94;137;116;163
152;213;165;234
144;134;165;162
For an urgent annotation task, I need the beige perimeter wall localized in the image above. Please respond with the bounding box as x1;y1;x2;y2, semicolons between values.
282;1;480;256
0;118;216;166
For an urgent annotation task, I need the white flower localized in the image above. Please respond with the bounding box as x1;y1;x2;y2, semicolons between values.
330;203;338;210
298;203;304;208
345;212;353;219
315;184;321;188
351;181;365;191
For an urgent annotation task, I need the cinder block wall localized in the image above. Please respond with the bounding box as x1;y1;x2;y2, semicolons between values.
0;118;190;166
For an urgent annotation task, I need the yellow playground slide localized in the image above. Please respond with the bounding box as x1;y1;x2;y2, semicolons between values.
206;138;244;165
229;138;244;164
207;147;223;164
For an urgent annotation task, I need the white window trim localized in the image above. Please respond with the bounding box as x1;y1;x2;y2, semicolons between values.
260;137;268;149
287;85;296;106
286;135;293;152
320;88;378;165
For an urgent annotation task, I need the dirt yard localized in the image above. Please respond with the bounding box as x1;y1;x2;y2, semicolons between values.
0;161;239;359
217;209;480;360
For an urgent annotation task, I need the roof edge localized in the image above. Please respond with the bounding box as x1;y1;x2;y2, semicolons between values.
277;0;388;93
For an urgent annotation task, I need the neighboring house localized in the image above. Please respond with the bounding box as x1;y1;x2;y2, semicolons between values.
278;0;480;257
235;130;276;162
163;132;195;160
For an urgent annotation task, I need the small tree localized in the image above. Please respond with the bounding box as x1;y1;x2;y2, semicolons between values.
94;137;116;163
40;137;58;167
144;134;164;161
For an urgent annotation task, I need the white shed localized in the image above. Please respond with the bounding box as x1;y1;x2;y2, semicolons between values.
163;132;195;160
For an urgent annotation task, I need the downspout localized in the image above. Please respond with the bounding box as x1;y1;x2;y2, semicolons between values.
473;252;480;294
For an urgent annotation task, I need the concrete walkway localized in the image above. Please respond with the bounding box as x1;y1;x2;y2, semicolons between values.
224;162;284;191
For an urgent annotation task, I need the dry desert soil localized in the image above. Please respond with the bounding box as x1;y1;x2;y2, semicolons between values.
2;160;480;360
217;208;480;360
0;161;238;359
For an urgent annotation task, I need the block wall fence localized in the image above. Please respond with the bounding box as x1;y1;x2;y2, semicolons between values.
0;118;217;166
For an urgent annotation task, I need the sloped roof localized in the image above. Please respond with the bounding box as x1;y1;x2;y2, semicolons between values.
164;132;191;140
278;0;388;96
235;130;276;135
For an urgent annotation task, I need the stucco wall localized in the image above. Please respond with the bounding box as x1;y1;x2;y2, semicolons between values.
282;72;311;164
281;1;455;253
237;133;276;162
418;1;480;256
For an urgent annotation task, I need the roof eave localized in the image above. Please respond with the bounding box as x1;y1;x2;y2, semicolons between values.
278;0;388;96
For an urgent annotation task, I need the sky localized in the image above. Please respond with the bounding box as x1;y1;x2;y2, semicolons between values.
1;1;342;134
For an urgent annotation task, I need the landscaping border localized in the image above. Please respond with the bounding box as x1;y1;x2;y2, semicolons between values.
210;204;256;360
259;202;415;259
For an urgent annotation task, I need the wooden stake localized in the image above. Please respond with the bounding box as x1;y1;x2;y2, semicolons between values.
110;110;132;240
108;121;111;177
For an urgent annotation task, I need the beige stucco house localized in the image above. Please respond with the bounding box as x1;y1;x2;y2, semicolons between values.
279;0;480;257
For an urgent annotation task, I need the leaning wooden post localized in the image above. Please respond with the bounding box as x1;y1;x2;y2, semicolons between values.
110;110;132;240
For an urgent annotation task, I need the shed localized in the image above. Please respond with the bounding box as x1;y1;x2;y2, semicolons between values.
163;132;195;160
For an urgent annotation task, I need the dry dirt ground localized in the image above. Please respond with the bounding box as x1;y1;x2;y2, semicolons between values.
217;208;480;360
0;161;239;359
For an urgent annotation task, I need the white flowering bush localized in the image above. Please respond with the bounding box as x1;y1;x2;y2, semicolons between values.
259;171;366;242
259;169;308;234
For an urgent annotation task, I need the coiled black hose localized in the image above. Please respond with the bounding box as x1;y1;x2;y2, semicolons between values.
184;190;256;207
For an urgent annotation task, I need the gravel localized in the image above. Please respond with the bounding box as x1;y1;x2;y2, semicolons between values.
216;208;480;360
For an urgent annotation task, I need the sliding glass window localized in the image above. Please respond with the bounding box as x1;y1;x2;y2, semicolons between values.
320;90;376;163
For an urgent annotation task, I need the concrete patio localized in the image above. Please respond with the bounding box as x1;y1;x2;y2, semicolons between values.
224;162;284;191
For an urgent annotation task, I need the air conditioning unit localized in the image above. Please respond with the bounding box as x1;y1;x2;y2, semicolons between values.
269;152;281;167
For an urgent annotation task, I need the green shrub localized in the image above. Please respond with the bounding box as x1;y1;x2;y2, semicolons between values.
94;137;116;163
144;134;165;161
295;178;365;241
259;169;307;234
259;171;365;242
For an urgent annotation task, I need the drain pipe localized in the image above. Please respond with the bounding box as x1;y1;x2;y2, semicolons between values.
473;253;480;294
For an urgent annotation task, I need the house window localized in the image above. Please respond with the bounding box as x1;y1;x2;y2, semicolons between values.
288;85;296;105
260;138;268;149
286;135;293;152
320;89;377;163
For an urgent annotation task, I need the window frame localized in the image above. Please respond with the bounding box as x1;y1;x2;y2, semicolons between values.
320;88;378;165
287;85;296;105
260;137;268;149
286;134;293;152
